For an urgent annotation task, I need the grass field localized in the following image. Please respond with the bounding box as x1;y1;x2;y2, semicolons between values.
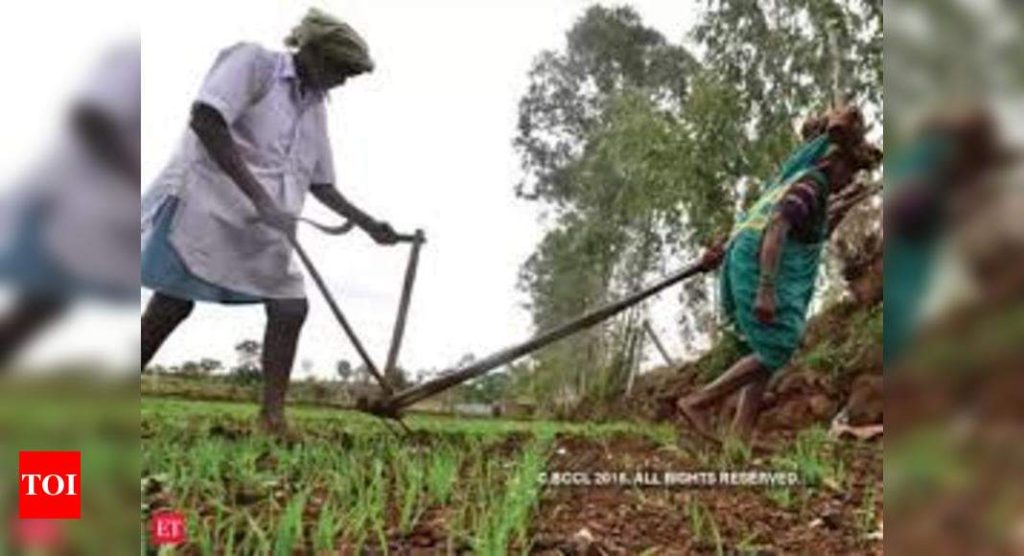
142;398;674;554
142;397;881;554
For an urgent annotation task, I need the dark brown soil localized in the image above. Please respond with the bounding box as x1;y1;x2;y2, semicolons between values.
527;432;882;555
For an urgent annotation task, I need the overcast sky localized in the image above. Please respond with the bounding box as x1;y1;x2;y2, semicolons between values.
138;0;701;379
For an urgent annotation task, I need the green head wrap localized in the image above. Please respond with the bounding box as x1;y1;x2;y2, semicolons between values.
285;8;374;74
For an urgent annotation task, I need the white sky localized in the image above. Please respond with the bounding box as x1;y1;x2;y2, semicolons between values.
2;1;699;377
141;1;700;380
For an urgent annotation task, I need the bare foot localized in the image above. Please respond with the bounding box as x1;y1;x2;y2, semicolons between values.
676;398;720;445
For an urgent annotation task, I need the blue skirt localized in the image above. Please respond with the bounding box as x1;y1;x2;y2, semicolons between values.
141;197;262;304
0;200;131;302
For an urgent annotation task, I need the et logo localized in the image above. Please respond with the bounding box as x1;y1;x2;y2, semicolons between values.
18;452;80;520
149;510;187;546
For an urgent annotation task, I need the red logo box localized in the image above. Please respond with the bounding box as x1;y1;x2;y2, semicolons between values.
149;510;187;546
18;451;81;520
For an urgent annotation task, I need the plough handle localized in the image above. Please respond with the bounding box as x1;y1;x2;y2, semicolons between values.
394;232;423;244
377;258;710;413
383;229;425;382
294;215;422;245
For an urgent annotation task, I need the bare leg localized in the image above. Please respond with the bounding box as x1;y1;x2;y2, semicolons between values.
259;298;308;435
731;368;770;441
0;295;68;369
686;355;769;409
677;355;768;442
141;293;195;368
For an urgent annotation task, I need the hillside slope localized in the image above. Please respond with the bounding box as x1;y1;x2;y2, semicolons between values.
577;295;883;433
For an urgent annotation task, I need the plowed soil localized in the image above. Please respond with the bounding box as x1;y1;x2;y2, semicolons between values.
527;432;882;555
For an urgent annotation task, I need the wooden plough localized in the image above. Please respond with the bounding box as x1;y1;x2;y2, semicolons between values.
291;217;710;429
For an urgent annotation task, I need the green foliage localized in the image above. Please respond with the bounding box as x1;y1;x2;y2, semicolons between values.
425;444;460;505
695;0;882;129
685;496;725;554
515;6;697;204
801;304;881;379
771;426;846;488
719;434;754;467
231;339;263;385
735;530;770;553
471;439;549;553
313;501;343;553
272;490;307;554
229;364;262;386
461;370;513;404
765;486;795;510
857;487;879;537
396;456;425;534
173;358;223;378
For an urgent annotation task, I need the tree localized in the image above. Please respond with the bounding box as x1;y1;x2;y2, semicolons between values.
336;359;354;383
142;364;161;375
175;359;220;378
514;7;702;404
231;340;262;384
199;358;222;375
463;371;512;405
234;340;261;364
178;360;202;378
515;6;698;203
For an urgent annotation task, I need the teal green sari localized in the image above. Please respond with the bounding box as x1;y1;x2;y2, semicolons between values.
720;135;832;371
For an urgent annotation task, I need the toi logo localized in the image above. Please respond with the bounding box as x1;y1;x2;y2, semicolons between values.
18;451;81;520
149;510;187;546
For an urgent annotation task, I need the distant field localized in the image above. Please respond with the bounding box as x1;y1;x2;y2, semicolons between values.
142;396;881;554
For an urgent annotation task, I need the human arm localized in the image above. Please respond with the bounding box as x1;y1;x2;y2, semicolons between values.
697;236;728;272
189;102;293;236
309;183;400;244
755;179;822;323
71;42;141;185
188;43;293;234
754;214;788;324
71;103;140;183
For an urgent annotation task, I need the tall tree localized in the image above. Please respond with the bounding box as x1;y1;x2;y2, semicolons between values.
515;7;702;401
